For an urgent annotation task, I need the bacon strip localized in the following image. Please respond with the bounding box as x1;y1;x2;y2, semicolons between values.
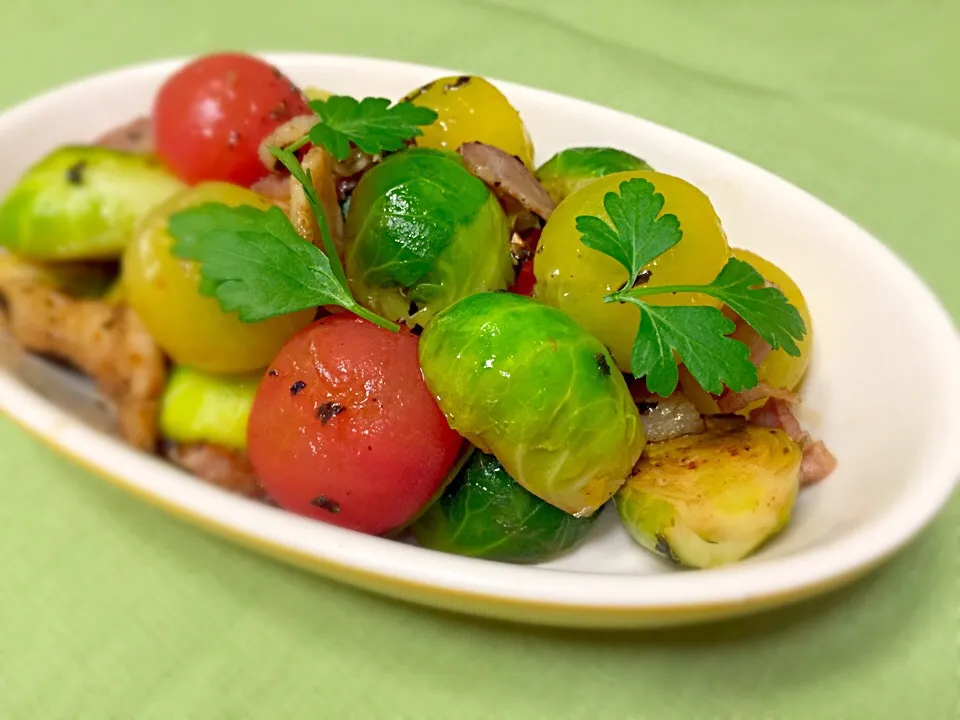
716;383;800;413
95;116;154;154
0;278;166;451
749;398;837;486
166;442;264;499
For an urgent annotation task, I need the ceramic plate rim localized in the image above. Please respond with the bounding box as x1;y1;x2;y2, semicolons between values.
1;53;959;626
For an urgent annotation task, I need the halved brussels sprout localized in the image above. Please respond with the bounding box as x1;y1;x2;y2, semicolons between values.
615;416;801;568
535;147;652;205
534;171;730;372
159;366;261;451
419;292;645;517
412;451;601;563
0;146;185;260
344;147;513;326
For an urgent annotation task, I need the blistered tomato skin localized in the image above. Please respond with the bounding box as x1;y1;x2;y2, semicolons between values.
153;53;312;186
534;171;730;372
246;315;464;535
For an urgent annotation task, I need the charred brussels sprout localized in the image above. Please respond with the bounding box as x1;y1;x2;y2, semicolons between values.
419;292;645;517
0;146;185;260
412;451;601;563
535;147;652;204
344;148;513;326
159;366;261;451
615;416;801;568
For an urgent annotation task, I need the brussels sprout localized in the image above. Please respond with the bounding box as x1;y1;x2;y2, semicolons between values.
615;416;801;568
0;146;185;260
535;147;652;204
159;366;261;451
412;451;601;563
419;292;645;517
344;147;513;326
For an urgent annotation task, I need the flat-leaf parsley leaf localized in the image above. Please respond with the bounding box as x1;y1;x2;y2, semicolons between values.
575;178;681;283
576;178;806;396
168;203;355;323
306;96;438;161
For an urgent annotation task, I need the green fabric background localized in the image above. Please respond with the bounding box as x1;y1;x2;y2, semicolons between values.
1;1;957;717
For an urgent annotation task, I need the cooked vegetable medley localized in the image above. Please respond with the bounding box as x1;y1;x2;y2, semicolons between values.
0;52;837;568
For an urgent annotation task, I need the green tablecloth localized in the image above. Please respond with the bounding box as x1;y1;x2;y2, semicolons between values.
2;1;957;717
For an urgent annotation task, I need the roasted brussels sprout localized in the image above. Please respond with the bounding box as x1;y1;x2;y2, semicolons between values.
404;76;534;168
412;451;601;563
344;148;513;326
0;146;185;260
159;366;260;451
123;182;315;374
534;171;730;373
535;147;652;205
419;292;645;516
615;416;801;568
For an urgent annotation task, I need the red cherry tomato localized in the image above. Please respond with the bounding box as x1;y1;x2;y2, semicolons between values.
246;314;463;535
153;52;312;186
508;227;541;296
509;260;536;296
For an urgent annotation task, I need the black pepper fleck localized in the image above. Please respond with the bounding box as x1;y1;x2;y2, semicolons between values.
408;80;436;98
316;401;346;425
65;160;87;186
444;75;471;91
595;352;611;376
268;369;279;377
290;380;307;395
310;495;340;514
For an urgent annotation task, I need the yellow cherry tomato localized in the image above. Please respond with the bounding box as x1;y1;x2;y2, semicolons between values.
404;76;534;168
123;182;315;374
534;171;731;372
731;248;813;392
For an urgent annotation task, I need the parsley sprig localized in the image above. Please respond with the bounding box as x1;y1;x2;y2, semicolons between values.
285;96;438;161
576;178;806;397
168;94;437;332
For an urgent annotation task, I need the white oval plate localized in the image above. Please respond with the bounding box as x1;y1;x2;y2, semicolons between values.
1;54;958;629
